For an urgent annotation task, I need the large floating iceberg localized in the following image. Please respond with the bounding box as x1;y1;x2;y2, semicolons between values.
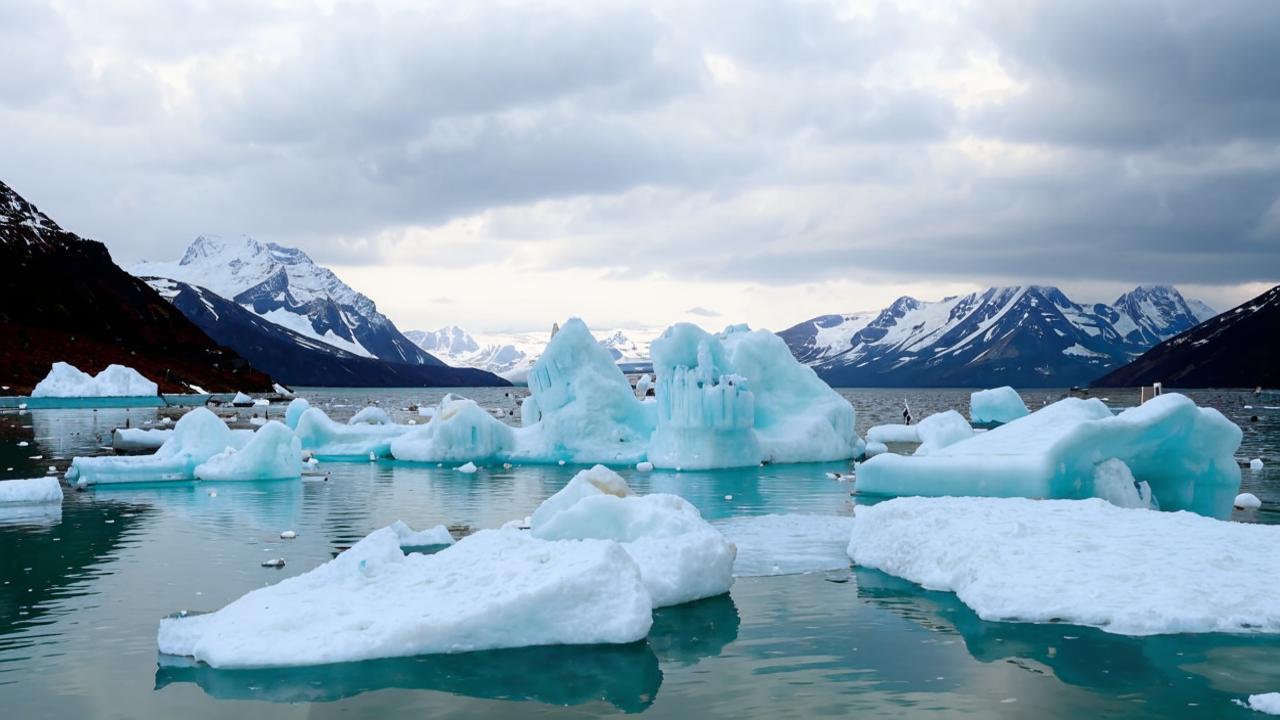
157;525;653;668
848;496;1280;636
68;408;241;486
390;394;514;463
31;361;158;398
855;394;1242;517
529;465;735;607
969;386;1029;425
194;421;302;482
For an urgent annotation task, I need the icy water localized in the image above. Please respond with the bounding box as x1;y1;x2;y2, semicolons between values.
1;387;1277;719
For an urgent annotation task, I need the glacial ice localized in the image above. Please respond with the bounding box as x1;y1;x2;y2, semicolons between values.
194;421;302;482
283;398;311;429
294;407;412;458
68;408;240;486
0;477;62;504
911;410;974;456
1091;458;1155;509
864;441;888;457
530;465;735;608
1252;458;1265;471
231;392;253;406
112;427;173;452
31;361;158;398
866;424;919;444
389;520;454;547
348;406;391;425
156;526;653;668
969;386;1029;425
389;395;514;463
1250;693;1280;715
1236;493;1262;510
848;496;1280;635
855;394;1242;517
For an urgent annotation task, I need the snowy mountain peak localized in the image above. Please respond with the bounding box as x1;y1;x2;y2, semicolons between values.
132;237;441;366
405;326;482;357
0;180;66;247
407;325;658;384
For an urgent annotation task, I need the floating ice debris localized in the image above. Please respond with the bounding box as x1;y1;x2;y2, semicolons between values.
16;441;28;447
18;403;27;410
230;392;254;407
47;465;56;473
28;455;42;460
208;490;217;497
530;465;735;608
31;361;158;397
715;514;855;577
1236;493;1262;510
67;408;243;486
848;496;1280;636
456;461;477;473
389;520;454;547
260;558;286;568
272;383;293;398
158;526;652;668
391;395;514;462
0;477;62;505
253;398;269;407
194;421;302;482
723;494;733;500
249;417;267;427
856;394;1242;517
348;406;391;425
160;417;174;425
1249;693;1280;715
502;462;513;469
969;386;1029;425
558;460;566;466
280;530;297;540
1252;458;1265;471
635;373;652;399
636;461;653;472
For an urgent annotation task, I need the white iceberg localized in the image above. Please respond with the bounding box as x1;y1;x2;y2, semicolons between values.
866;424;918;444
31;361;158;398
848;496;1280;636
714;514;854;577
911;410;974;456
157;526;653;668
230;392;254;406
348;406;391;425
389;395;514;463
295;407;413;458
68;408;241;486
112;427;173;452
0;476;63;504
283;398;311;430
530;465;735;607
389;520;454;547
969;386;1029;425
1250;693;1280;715
1236;492;1262;510
855;394;1242;517
194;421;302;482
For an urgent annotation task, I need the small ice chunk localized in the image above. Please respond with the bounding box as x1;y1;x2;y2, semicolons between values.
1251;458;1265;471
970;386;1030;425
17;441;28;447
864;440;888;457
636;461;654;472
456;461;477;473
1235;493;1262;510
1249;693;1280;715
389;520;454;547
112;428;173;452
390;395;514;463
261;558;286;568
295;407;412;458
348;406;391;425
253;398;269;407
0;477;62;505
280;530;297;539
231;392;253;406
866;424;919;444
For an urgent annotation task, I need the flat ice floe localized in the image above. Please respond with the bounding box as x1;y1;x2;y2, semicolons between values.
157;526;653;668
112;427;173;452
856;394;1242;517
0;477;62;504
713;514;854;577
31;361;158;398
848;496;1280;636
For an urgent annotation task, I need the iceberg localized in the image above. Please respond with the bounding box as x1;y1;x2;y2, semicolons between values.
348;406;391;425
283;398;311;430
848;496;1280;636
112;427;173;452
0;477;63;505
389;395;514;463
1250;694;1280;715
911;410;974;455
294;407;412;458
866;424;918;444
194;421;302;482
230;392;254;406
157;526;653;668
855;394;1242;517
68;408;239;486
530;465;735;607
514;319;654;465
31;361;158;398
389;520;454;547
969;386;1029;425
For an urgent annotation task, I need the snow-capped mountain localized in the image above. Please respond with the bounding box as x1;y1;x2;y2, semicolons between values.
780;285;1215;388
407;325;656;384
0;180;274;394
1094;284;1278;388
132;235;440;366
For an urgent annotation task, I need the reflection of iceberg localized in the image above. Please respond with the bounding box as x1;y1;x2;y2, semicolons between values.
156;641;662;712
647;593;740;665
0;502;62;527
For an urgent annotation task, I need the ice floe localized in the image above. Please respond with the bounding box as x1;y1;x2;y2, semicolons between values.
157;526;653;668
0;476;62;504
31;361;158;398
848;496;1280;635
969;386;1029;425
112;427;173;452
855;394;1242;517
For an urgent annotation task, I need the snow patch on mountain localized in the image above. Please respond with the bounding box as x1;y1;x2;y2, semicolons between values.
408;325;657;384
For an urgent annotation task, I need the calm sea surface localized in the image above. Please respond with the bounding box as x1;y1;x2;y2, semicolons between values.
1;387;1276;719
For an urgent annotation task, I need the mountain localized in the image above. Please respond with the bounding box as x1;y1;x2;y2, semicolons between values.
407;325;655;384
145;279;508;388
0;180;273;395
1093;284;1279;388
780;285;1215;388
132;235;441;365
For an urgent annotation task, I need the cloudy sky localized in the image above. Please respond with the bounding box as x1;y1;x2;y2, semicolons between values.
2;0;1277;334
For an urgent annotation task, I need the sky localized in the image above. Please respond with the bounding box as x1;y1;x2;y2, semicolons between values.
2;0;1278;334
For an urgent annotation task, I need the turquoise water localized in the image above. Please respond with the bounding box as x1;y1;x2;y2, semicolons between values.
1;388;1277;718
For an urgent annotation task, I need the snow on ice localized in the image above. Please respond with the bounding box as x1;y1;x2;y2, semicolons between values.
855;394;1242;517
389;520;454;547
0;477;62;505
848;496;1280;636
969;386;1029;425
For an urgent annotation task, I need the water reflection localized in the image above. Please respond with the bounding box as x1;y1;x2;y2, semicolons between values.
155;593;742;711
